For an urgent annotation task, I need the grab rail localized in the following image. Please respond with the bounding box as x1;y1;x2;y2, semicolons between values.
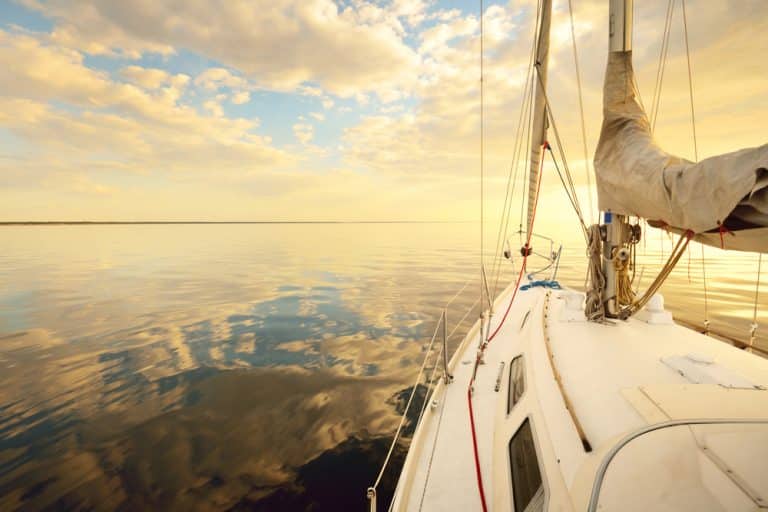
587;418;768;511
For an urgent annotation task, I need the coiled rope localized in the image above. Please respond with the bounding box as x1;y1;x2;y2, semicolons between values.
585;225;606;321
623;231;693;319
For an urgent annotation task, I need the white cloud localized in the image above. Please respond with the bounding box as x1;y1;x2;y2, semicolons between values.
194;67;249;92
203;99;224;117
309;112;325;121
231;91;251;105
298;85;323;97
24;0;421;99
0;30;291;191
293;122;314;144
121;65;177;89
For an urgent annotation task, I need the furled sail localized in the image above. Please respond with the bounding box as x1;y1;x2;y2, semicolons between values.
594;51;768;252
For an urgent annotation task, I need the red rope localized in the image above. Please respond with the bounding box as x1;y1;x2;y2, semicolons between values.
717;221;733;249
465;143;548;512
467;386;489;512
487;143;547;343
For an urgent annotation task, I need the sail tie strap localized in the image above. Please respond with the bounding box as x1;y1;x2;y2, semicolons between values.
717;220;734;249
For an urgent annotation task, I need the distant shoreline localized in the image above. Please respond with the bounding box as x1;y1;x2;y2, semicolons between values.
0;220;471;225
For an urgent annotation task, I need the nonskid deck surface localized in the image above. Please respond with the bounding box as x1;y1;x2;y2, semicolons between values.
393;283;768;511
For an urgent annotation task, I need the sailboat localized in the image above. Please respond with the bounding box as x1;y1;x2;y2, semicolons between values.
367;0;768;510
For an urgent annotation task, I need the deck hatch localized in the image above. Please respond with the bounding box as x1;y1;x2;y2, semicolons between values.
661;355;759;389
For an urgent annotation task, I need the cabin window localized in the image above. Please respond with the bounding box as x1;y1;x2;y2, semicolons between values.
507;355;525;413
509;418;544;512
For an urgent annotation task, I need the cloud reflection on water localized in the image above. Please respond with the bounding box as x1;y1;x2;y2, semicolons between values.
0;223;764;510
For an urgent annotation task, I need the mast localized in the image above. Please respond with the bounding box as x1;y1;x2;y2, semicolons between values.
603;0;633;317
525;0;552;250
609;0;632;52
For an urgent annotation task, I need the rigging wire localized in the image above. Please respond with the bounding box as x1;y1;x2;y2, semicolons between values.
534;65;589;239
566;0;595;224
650;0;676;132
750;254;762;352
480;0;485;332
488;143;547;343
701;243;709;333
470;2;489;510
680;0;698;161
547;144;586;236
468;141;547;512
490;0;542;299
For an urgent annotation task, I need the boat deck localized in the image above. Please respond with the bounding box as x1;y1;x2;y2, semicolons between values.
391;282;768;511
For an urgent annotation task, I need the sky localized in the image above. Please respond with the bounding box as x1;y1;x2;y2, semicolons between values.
0;0;766;223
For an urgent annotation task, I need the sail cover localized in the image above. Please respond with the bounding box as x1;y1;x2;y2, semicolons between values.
594;51;768;252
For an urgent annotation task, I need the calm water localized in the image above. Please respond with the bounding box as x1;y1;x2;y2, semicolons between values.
0;223;765;511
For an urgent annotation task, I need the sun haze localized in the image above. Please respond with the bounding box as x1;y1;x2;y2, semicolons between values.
1;0;765;227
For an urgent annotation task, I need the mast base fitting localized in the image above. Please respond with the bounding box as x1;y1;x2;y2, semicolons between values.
520;245;533;257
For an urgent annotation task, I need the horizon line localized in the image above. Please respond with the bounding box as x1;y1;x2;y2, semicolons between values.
0;220;474;226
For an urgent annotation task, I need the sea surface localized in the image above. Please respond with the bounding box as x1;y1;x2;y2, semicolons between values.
0;223;765;511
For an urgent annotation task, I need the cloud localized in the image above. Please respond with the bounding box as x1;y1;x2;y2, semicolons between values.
0;29;291;195
2;0;767;223
119;65;190;92
231;91;250;105
293;122;314;144
22;0;421;100
194;67;249;92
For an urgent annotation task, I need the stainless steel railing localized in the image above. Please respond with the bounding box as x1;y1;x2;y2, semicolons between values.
366;279;479;512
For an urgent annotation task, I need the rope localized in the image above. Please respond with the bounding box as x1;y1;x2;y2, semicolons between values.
585;224;606;321
470;3;489;509
613;247;635;307
750;253;762;351
567;0;595;224
467;385;488;511
466;139;546;512
624;231;692;318
681;0;698;161
520;280;561;291
487;143;547;343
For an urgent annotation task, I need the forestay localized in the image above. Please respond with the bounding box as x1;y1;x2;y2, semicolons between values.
594;51;768;252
